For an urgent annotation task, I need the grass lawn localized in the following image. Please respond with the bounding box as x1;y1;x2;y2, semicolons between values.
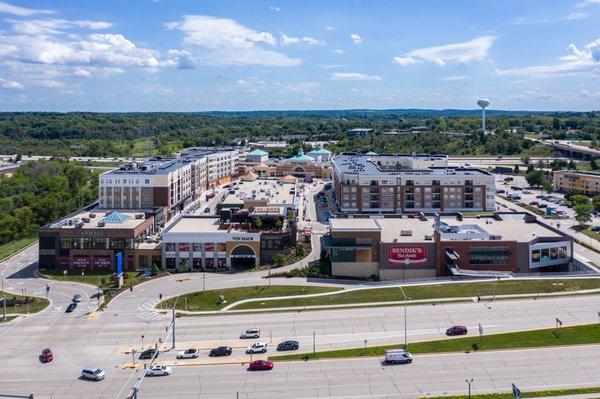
231;279;600;311
270;323;600;362
457;211;495;218
0;316;17;323
0;290;50;314
160;285;342;312
40;268;141;289
0;237;37;262
579;227;600;243
422;385;600;398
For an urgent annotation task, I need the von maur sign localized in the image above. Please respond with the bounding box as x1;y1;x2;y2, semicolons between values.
388;245;427;265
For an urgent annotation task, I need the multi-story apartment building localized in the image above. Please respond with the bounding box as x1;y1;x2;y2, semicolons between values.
99;148;238;219
332;153;495;214
553;170;600;195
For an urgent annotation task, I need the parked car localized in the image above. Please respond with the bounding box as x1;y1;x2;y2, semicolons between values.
139;348;158;360
446;325;468;336
240;328;261;339
538;203;547;209
384;349;413;364
65;303;77;313
529;201;539;206
495;189;505;194
248;360;273;371
523;190;532;194
591;226;600;232
40;348;53;363
145;365;172;377
510;186;522;191
246;342;268;354
203;207;210;214
557;212;569;219
276;340;299;351
209;346;232;357
536;194;545;199
81;367;105;381
177;349;200;359
72;294;82;303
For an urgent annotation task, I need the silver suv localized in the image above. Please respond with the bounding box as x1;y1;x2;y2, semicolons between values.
240;328;261;339
81;367;105;381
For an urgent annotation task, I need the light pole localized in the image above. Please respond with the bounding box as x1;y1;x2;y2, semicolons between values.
466;378;473;399
399;286;409;349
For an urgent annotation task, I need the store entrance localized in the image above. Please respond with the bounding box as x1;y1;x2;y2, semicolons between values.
230;245;257;269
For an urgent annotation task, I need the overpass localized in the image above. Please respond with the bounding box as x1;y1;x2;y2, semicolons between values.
544;140;600;160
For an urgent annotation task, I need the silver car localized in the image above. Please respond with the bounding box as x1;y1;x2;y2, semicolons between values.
81;367;105;381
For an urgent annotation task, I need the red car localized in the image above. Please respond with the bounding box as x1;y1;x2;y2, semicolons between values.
248;360;273;371
40;348;53;363
446;325;468;336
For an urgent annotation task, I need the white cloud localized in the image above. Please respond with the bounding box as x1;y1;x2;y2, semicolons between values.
442;75;468;81
576;0;600;7
331;72;382;81
269;6;282;12
506;12;588;25
393;36;496;66
495;38;600;77
566;12;588;20
280;34;325;46
165;15;301;66
392;56;421;66
8;18;113;35
325;26;333;31
0;1;54;16
350;34;363;44
0;76;22;89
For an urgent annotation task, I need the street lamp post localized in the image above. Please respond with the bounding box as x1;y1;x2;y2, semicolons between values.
466;378;473;399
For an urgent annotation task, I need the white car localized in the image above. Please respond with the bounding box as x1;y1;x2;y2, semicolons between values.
240;328;261;339
177;348;200;359
384;349;413;364
246;342;268;354
81;367;105;381
145;365;172;377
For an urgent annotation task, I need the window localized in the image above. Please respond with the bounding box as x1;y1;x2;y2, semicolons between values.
469;247;510;265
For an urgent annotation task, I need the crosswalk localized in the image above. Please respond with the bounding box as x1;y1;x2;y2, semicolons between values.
136;299;166;321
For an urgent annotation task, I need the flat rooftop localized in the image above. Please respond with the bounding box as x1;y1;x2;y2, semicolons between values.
333;153;490;176
330;213;565;244
165;217;222;234
221;179;296;207
47;209;152;230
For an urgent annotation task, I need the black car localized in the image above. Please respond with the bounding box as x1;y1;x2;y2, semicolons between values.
276;340;299;351
65;303;77;313
209;346;232;357
139;349;159;360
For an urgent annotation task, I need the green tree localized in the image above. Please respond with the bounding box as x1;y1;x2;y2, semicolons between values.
253;217;262;229
591;158;598;170
525;170;545;187
273;253;286;266
592;195;600;213
513;164;520;174
521;155;530;165
151;263;160;276
542;180;553;194
574;204;593;226
294;245;307;257
568;160;576;170
570;194;590;206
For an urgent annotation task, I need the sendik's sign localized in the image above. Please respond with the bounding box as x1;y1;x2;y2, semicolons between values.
388;245;427;264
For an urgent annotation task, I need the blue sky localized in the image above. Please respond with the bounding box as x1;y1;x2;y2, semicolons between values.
0;0;598;112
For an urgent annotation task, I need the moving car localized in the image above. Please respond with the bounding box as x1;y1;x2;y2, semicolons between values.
40;348;53;363
176;348;200;359
276;340;299;351
384;349;413;364
209;346;232;357
240;328;261;339
145;365;172;377
72;294;82;303
139;348;159;360
246;342;268;354
65;303;77;313
446;325;468;336
248;360;273;371
81;367;106;381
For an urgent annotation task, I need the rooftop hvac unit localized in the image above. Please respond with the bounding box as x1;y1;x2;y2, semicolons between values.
135;213;144;219
489;234;502;240
400;230;412;236
75;222;85;229
105;211;113;216
89;213;96;218
82;217;90;223
97;221;105;227
424;235;433;240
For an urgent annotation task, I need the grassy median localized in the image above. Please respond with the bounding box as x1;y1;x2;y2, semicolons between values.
270;323;600;361
40;268;141;288
160;285;341;312
0;290;50;315
232;279;600;311
422;386;600;399
0;237;36;262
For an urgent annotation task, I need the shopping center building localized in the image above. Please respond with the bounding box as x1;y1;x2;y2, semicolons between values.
324;212;573;279
38;207;163;271
331;153;495;214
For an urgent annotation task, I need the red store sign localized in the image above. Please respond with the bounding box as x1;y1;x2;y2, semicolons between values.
388;245;427;265
73;256;91;267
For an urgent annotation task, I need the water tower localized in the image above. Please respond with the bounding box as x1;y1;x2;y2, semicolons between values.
477;99;490;133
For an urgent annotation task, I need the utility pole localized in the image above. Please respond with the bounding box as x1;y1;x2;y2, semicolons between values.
172;306;176;349
202;272;206;293
399;286;408;349
313;331;316;355
1;296;6;321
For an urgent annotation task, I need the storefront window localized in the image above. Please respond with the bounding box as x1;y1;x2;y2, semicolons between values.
166;258;176;268
217;243;226;252
205;243;214;252
179;243;189;252
110;238;133;250
60;238;72;250
469;247;509;265
165;243;176;252
193;243;202;252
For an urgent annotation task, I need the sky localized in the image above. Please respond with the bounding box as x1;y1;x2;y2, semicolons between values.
0;0;598;112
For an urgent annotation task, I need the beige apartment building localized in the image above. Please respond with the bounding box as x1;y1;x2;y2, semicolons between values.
553;170;600;195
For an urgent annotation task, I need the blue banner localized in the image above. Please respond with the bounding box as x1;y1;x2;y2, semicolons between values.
115;252;123;276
